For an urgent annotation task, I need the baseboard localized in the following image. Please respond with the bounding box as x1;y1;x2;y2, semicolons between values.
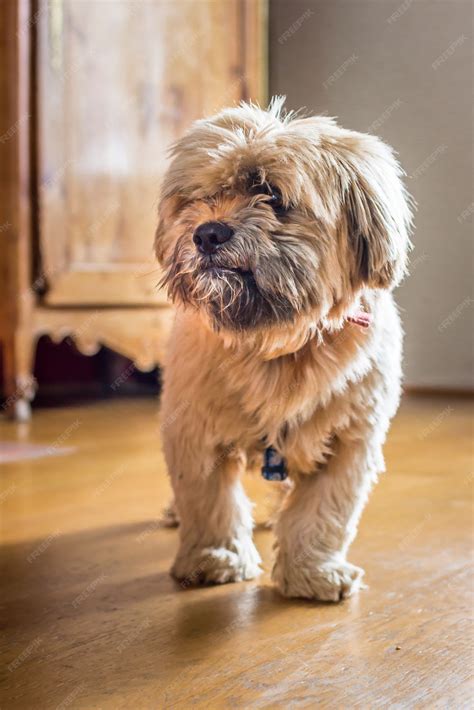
403;385;474;398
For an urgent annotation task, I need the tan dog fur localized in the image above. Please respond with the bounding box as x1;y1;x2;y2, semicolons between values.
155;98;413;601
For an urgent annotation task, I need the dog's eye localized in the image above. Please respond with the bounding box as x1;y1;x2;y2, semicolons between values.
252;183;285;211
268;186;284;211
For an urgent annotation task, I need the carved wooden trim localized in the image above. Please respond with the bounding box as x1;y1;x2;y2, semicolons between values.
33;305;174;372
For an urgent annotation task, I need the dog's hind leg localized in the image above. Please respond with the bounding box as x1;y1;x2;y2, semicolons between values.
167;443;262;586
272;431;384;601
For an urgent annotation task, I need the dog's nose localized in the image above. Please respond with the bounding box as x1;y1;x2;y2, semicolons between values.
193;221;234;256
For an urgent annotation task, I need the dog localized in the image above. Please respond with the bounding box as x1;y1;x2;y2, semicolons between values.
155;97;413;601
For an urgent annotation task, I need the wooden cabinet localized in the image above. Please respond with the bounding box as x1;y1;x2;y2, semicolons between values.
0;0;267;418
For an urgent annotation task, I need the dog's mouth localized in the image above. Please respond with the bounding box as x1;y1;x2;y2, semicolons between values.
164;251;296;332
192;261;295;331
200;263;261;300
202;264;254;279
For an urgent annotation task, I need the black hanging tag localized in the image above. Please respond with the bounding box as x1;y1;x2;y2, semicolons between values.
262;446;288;481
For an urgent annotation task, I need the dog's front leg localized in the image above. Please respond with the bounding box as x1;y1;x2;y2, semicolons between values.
272;434;382;601
168;444;262;586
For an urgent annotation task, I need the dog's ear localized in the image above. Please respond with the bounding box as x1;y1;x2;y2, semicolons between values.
154;193;182;265
331;131;413;289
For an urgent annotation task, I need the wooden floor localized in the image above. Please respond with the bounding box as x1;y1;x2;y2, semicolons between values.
0;394;473;709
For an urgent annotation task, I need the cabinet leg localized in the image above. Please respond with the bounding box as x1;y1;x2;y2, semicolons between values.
2;331;37;421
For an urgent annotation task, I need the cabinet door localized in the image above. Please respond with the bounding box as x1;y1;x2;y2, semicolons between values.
37;0;266;306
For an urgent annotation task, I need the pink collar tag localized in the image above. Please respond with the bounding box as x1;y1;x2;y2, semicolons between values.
346;311;372;328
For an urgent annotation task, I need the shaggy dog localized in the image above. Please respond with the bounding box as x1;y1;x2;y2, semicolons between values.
155;98;412;601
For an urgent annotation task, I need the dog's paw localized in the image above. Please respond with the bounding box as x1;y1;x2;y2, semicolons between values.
273;557;365;602
159;498;180;528
172;538;262;587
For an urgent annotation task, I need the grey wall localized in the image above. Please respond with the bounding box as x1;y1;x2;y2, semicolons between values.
270;0;473;389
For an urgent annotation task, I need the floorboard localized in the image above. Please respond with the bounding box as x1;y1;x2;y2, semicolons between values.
0;394;472;709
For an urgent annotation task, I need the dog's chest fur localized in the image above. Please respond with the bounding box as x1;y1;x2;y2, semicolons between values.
225;317;378;472
165;292;401;475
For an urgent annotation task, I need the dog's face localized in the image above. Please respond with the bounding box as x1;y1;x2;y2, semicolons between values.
155;98;412;336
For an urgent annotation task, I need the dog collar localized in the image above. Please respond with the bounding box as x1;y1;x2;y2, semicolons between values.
346;309;372;328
